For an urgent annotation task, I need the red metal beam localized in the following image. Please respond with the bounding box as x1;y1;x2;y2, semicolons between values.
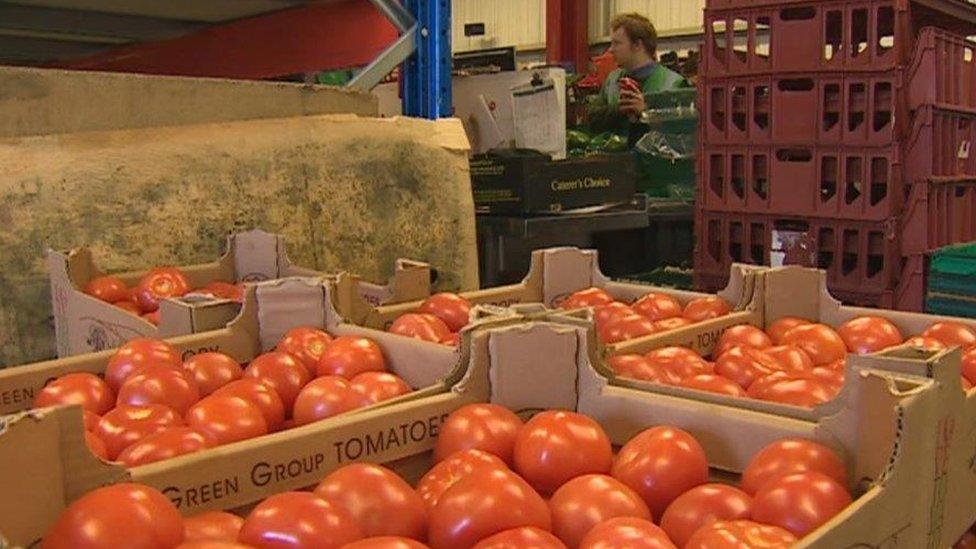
546;0;589;73
55;1;398;79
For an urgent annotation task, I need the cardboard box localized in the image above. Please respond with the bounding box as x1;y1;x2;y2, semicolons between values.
50;229;431;357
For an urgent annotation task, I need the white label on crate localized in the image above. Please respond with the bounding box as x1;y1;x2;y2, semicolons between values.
959;141;971;160
770;230;812;267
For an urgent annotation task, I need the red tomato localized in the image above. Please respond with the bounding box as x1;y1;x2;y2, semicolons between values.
84;275;130;303
741;438;847;495
594;303;636;337
342;538;431;549
183;352;243;397
142;311;160;325
600;314;656;344
750;374;835;408
293;375;367;426
549;474;651;548
244;351;312;411
713;346;783;390
350;372;412;404
276;326;333;376
763;345;814;372
315;463;427;540
105;338;182;392
684;520;795;549
923;321;976;347
766;317;811;345
578;517;676;549
116;427;214;467
836;316;904;355
43;483;184;549
318;336;387;378
95;403;184;460
441;333;461;347
390;313;452;344
417;449;509;510
904;336;948;351
115;301;143;315
679;374;747;397
682;297;731;323
82;410;101;431
472;527;565;549
85;431;109;460
963;376;974;391
34;372;115;415
202;281;243;302
185;396;268;445
117;365;201;416
212;378;285;432
632;293;683;322
513;410;613;495
174;541;252;549
560;287;614;310
427;468;551;549
134;267;191;312
780;324;847;366
751;471;852;536
654;317;693;331
964;347;976;386
183;511;244;542
659;484;752;548
645;347;711;385
419;293;473;332
434;403;523;466
955;531;976;549
608;354;667;384
713;325;773;358
611;426;709;518
811;366;844;395
239;492;363;549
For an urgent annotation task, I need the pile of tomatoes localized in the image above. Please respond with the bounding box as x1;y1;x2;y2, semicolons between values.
558;287;733;344
387;293;472;347
609;316;976;408
85;268;244;325
42;403;855;548
34;330;413;466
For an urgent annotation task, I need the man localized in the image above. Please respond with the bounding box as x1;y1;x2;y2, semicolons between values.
588;13;688;145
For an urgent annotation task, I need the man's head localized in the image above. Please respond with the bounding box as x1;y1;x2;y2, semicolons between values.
609;13;657;71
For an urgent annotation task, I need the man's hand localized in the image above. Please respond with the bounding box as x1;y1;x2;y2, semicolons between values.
618;89;646;121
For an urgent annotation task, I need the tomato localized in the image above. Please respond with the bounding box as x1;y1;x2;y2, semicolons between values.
43;483;184;549
608;354;667;384
434;403;523;466
611;426;709;518
513;410;613;495
417;449;509;510
174;541;252;549
105;338;183;392
419;293;473;332
904;336;947;351
749;374;834;408
751;471;852;537
964;347;976;386
427;468;551;549
350;372;412;404
766;317;811;345
963;376;974;391
212;379;285;432
292;376;368;425
659;484;752;547
202;281;243;302
117;365;201;416
713;346;783;390
183;352;243;397
811;367;844;395
183;511;244;542
315;463;427;540
95;403;184;459
684;520;795;549
185;395;268;445
923;321;976;347
600;314;656;344
578;517;676;549
682;297;731;323
654;317;693;331
142;311;160;325
741;438;847;495
763;345;814;372
84;275;130;303
318;336;387;378
645;347;711;385
390;313;452;344
85;431;109;460
836;316;904;355
244;351;312;411
955;531;976;549
594;303;636;337
549;474;651;548
239;491;363;549
780;324;847;366
441;333;461;347
134;267;191;312
83;410;101;431
342;538;430;549
560;287;614;310
713;325;773;358
679;374;747;397
115;301;142;315
632;293;683;322
276;326;333;376
471;527;565;549
116;427;214;467
34;372;115;415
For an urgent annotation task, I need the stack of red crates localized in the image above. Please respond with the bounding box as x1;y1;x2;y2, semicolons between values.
693;0;976;310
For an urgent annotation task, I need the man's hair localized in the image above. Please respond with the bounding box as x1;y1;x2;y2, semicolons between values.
611;13;658;56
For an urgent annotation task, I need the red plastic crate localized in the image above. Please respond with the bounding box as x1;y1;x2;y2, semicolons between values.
908;27;976;110
904;105;976;182
901;176;976;254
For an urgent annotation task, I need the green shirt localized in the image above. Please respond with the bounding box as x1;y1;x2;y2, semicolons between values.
587;62;688;140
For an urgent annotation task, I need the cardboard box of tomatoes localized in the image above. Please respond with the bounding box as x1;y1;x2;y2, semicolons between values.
50;229;432;357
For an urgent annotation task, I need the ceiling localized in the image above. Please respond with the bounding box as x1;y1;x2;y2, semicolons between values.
0;0;318;65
